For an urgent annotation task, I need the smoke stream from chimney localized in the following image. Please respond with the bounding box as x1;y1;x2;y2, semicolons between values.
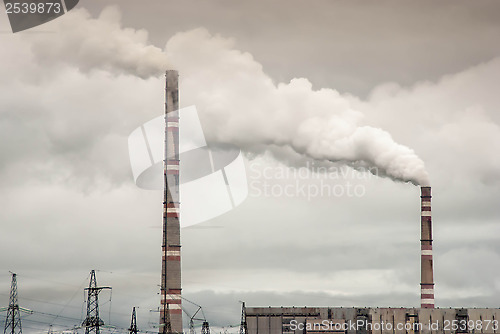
24;6;170;78
26;7;430;185
166;29;430;185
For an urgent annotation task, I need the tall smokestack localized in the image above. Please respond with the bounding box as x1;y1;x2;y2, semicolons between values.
160;70;182;333
420;186;434;308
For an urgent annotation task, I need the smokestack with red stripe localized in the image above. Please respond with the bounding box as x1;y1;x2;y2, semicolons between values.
420;186;434;308
160;70;183;333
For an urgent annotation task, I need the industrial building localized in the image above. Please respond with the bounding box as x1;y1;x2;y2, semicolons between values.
157;74;498;334
245;307;500;334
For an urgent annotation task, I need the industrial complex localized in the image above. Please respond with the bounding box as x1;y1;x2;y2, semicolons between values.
158;72;500;334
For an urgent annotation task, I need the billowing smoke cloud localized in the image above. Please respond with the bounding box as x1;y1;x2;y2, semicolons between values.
25;7;429;185
165;28;430;185
23;6;169;78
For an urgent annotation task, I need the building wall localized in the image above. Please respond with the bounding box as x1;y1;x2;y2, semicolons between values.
246;307;500;334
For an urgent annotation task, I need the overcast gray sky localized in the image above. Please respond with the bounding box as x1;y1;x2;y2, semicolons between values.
0;1;499;333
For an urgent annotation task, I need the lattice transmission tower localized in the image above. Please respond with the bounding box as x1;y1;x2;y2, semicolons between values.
82;270;111;334
239;302;247;334
129;307;138;334
1;273;32;334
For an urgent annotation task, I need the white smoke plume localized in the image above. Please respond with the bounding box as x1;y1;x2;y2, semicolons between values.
23;6;169;78
166;28;430;185
25;7;429;185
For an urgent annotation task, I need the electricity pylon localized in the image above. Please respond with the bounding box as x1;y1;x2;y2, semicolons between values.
82;270;111;334
200;321;210;334
239;302;247;334
129;307;138;334
1;273;32;334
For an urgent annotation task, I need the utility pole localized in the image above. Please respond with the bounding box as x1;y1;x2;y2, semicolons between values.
2;273;32;334
82;270;111;334
129;307;138;334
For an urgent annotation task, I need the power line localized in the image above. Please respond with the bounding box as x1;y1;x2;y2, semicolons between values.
31;311;82;322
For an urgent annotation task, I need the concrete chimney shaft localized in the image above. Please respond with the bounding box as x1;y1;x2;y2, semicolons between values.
160;70;183;333
420;186;434;308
